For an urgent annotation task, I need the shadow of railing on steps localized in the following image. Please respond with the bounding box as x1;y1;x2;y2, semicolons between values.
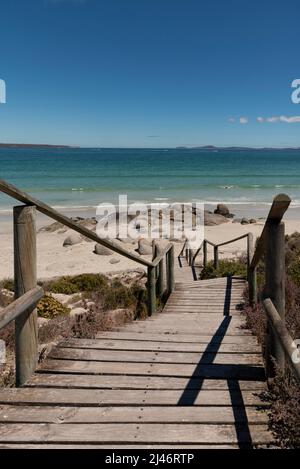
179;194;300;387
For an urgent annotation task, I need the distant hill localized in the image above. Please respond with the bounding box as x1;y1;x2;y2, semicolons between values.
0;143;77;148
176;145;300;151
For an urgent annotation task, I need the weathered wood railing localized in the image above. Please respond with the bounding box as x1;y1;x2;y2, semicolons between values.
249;194;291;382
263;298;300;384
180;194;297;385
184;233;253;270
0;179;175;385
0;287;44;386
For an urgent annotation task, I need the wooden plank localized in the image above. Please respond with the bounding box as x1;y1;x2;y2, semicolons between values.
59;338;261;353
176;278;245;284
164;304;244;308
37;359;266;380
0;423;273;444
48;347;263;365
162;309;243;314
0;405;268;424
167;295;244;299
0;388;268;407
119;325;253;336
96;331;259;344
26;374;266;390
163;311;244;316
167;296;244;299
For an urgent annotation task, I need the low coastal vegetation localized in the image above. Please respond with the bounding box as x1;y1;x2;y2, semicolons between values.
201;233;300;448
0;271;149;387
200;258;247;280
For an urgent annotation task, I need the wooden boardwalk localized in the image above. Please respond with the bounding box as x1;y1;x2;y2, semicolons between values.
0;272;272;449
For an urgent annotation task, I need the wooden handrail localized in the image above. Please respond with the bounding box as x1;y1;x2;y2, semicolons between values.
0;179;154;268
0;287;44;331
0;179;177;384
263;298;300;384
0;178;175;325
250;194;291;269
152;243;173;267
176;193;296;386
188;234;250;269
217;233;249;247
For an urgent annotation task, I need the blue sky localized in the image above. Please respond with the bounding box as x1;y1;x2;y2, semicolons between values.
0;0;300;147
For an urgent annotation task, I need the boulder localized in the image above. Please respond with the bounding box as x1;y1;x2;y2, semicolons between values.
232;218;242;224
249;218;257;224
63;233;82;246
204;211;229;226
109;257;120;264
153;239;170;254
118;237;137;244
70;307;87;317
94;244;113;255
241;218;250;225
137;238;153;255
214;204;230;217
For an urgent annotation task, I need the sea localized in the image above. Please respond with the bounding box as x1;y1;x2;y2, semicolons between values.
1;147;300;218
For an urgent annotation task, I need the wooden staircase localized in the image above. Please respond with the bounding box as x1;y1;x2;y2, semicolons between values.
0;275;272;448
1;182;297;448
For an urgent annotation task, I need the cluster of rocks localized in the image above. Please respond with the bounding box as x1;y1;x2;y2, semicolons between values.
41;206;257;258
205;204;257;226
233;217;257;225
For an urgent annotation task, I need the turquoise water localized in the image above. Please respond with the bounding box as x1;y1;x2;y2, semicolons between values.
1;147;300;212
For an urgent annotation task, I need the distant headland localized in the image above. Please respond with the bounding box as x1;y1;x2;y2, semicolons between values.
175;145;300;151
0;143;78;148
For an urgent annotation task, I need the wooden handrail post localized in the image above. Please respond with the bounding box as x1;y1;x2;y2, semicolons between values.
214;245;219;270
185;246;189;262
247;233;257;306
157;258;164;299
153;243;164;300
247;233;254;271
248;267;257;307
264;221;286;381
203;240;207;268
147;266;156;316
14;205;38;386
167;244;175;295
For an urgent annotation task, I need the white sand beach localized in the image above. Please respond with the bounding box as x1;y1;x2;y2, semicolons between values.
1;212;300;281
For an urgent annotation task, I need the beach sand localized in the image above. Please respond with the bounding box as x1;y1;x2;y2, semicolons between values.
1;211;300;281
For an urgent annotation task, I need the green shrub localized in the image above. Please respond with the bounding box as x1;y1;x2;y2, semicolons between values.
287;261;300;288
200;259;247;280
0;278;14;292
90;280;148;318
46;273;108;294
37;294;70;319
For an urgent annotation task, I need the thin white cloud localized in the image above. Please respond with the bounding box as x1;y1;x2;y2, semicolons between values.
266;116;280;123
258;115;300;124
228;118;235;123
239;117;248;124
280;115;300;123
